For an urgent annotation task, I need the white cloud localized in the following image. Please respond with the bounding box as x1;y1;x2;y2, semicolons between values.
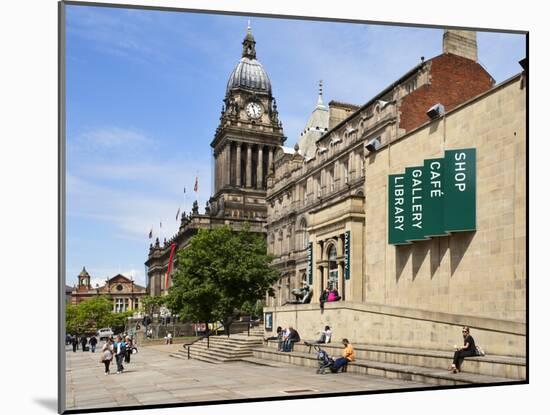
78;127;151;149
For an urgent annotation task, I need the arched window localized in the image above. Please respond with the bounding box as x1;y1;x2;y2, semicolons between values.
299;218;308;250
328;244;338;290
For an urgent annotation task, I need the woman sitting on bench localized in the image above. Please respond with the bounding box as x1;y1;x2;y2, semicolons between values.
450;326;477;373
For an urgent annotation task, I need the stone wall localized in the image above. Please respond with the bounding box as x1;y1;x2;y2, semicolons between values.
364;74;526;322
264;301;526;357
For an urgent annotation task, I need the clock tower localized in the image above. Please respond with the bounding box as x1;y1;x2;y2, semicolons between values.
209;25;285;220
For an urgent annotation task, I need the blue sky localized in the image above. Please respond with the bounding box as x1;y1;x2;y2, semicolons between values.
65;4;526;287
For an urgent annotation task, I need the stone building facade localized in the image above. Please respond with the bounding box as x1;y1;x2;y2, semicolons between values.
70;267;147;312
265;72;526;356
145;26;285;296
265;30;494;306
264;30;526;357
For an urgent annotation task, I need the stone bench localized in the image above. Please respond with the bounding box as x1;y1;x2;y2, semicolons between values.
263;340;526;380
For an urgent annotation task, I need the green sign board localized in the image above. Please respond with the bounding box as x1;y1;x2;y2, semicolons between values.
306;242;313;284
344;231;351;280
444;149;476;232
388;174;410;245
388;148;476;245
405;166;429;242
423;158;447;237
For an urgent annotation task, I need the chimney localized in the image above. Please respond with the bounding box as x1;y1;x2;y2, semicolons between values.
443;30;477;61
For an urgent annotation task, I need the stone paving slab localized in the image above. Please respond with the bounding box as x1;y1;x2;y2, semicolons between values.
64;344;431;411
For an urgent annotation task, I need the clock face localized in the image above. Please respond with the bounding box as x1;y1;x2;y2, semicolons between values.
246;102;262;119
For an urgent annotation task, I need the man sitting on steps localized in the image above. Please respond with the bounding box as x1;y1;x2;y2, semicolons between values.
332;338;355;372
282;327;301;352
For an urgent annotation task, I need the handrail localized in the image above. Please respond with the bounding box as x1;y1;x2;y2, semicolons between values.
182;324;224;359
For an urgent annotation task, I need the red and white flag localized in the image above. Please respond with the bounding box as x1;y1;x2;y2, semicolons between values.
165;243;177;289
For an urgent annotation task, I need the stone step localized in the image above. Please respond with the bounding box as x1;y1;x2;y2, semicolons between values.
182;345;254;358
187;342;257;353
252;348;519;386
198;335;263;344
239;357;292;368
170;352;233;364
263;342;525;380
190;349;251;361
169;334;262;364
171;348;251;363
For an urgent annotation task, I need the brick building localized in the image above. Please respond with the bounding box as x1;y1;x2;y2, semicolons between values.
70;267;147;312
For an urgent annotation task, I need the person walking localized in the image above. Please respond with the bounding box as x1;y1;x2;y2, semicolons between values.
332;338;355;372
101;339;114;375
89;336;98;353
450;326;477;373
71;335;78;353
113;335;126;374
124;336;133;364
80;335;88;352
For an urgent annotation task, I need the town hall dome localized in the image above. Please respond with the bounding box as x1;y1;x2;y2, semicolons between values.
226;26;272;95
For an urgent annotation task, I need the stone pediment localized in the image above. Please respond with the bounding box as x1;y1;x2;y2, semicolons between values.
108;274;132;284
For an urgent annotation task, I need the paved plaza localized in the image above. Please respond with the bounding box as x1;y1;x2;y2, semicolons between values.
64;343;431;411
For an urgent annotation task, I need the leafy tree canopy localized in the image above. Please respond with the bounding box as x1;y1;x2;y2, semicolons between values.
166;225;277;329
65;296;132;334
141;295;166;316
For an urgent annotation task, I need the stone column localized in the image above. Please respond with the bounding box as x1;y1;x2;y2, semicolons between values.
225;143;231;186
316;265;324;303
338;261;345;300
257;146;263;189
268;146;274;173
220;145;226;187
338;233;345;256
335;159;341;189
246;144;252;187
214;151;219;192
235;143;241;187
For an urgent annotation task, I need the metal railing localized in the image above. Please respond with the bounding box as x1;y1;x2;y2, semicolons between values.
182;324;224;360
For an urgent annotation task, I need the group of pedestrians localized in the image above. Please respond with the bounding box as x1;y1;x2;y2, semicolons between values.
69;334;98;353
100;335;135;375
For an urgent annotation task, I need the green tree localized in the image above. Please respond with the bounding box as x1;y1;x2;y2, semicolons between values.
65;296;132;334
166;225;277;333
141;295;166;316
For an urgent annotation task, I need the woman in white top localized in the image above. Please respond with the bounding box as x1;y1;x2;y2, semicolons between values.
101;339;114;375
317;326;332;344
